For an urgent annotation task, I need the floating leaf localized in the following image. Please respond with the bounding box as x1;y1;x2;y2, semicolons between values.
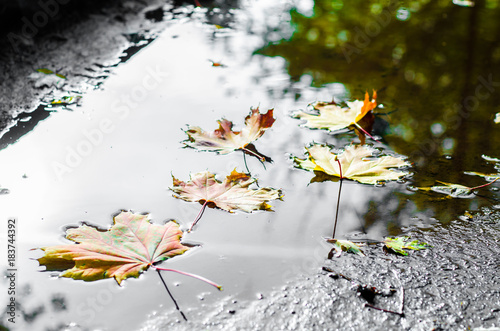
292;91;377;142
170;170;283;213
415;177;499;198
183;108;275;162
36;212;191;285
292;143;410;185
384;237;431;256
55;73;67;79
327;239;365;257
414;181;474;198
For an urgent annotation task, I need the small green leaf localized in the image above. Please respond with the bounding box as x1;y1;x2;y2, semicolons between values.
327;239;365;257
37;68;54;74
51;96;81;105
55;73;66;79
384;237;431;256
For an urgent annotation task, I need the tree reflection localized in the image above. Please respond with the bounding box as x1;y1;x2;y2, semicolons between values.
256;0;500;224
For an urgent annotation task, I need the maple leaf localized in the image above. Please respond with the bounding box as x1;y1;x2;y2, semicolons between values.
292;91;377;143
292;143;410;185
171;170;283;214
327;239;365;257
384;237;431;256
183;108;275;162
36;212;191;285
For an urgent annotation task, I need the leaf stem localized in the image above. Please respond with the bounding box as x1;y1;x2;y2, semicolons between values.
241;148;267;170
354;123;380;142
189;200;208;232
156;269;187;321
364;303;405;317
332;158;343;239
243;151;251;174
153;266;223;291
470;177;499;190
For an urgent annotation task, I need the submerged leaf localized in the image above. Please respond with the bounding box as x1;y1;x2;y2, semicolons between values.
36;212;190;285
464;171;500;181
292;91;377;140
482;154;500;163
183;108;275;162
384;237;431;256
417;170;499;198
327;239;365;257
465;156;500;184
292;143;409;185
415;180;481;198
170;170;283;213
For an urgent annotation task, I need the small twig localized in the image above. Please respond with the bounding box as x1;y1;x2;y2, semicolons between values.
332;158;343;239
156;269;187;321
364;303;404;316
189;200;208;232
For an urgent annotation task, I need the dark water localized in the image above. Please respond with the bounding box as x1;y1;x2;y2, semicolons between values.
1;0;499;330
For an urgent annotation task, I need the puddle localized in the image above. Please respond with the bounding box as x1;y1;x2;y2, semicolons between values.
1;0;499;330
